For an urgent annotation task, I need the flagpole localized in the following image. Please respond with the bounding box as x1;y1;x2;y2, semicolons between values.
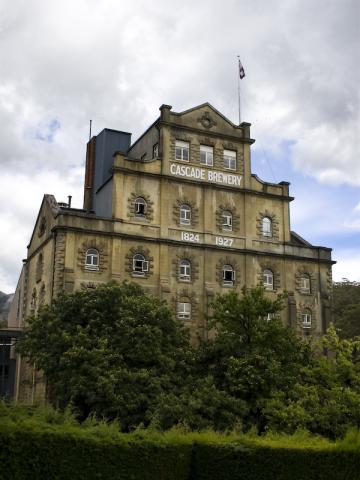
237;55;241;124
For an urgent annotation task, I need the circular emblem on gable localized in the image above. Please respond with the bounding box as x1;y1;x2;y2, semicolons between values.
198;112;217;129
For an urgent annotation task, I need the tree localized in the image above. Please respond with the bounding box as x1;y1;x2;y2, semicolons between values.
197;287;310;431
332;280;360;338
17;281;193;430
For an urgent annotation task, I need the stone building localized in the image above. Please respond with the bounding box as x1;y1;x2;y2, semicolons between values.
8;103;334;402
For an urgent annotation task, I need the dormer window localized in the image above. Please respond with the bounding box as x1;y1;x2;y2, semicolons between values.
175;140;189;162
200;145;213;166
134;197;147;217
85;249;99;270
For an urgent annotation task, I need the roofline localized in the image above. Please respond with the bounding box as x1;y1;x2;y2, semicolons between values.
173;102;245;129
127;117;160;152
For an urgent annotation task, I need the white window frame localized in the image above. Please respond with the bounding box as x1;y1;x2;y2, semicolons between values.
177;301;191;320
221;210;233;231
223;150;236;170
263;269;274;290
175;140;190;162
132;254;148;276
134;197;147;217
222;264;235;286
180;204;191;225
302;312;312;329
200;145;213;166
300;275;311;293
179;260;191;281
85;248;99;270
262;217;272;237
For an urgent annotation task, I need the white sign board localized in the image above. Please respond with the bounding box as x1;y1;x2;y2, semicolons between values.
170;163;242;187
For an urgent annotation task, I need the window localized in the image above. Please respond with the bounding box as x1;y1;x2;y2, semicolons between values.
300;275;311;293
179;260;191;281
262;217;272;237
85;248;99;270
302;310;312;328
132;254;148;276
153;143;159;158
263;269;274;290
223;150;236;170
180;204;191;225
221;210;233;231
200;145;213;166
177;301;191;320
134;197;147;217
36;253;44;282
30;289;37;310
222;264;235;286
175;140;189;162
266;313;275;322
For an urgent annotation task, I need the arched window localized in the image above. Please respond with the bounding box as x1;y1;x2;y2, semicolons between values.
221;210;233;231
179;259;191;281
132;253;148;275
222;264;235;286
302;309;312;328
263;269;274;290
85;248;99;270
262;217;272;237
177;300;191;320
36;252;44;282
134;197;147;217
300;274;311;293
180;204;191;225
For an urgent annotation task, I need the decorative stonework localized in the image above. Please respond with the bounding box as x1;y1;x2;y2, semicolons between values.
38;217;46;237
256;210;280;240
172;288;198;320
216;256;240;287
127;192;154;222
215;204;240;233
125;246;154;277
172;251;200;283
173;198;199;227
77;239;109;273
197;111;217;129
295;266;317;295
258;262;281;291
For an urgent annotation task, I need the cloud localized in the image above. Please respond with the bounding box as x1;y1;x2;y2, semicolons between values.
0;0;358;291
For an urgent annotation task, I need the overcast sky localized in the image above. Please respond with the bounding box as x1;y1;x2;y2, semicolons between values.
0;0;359;293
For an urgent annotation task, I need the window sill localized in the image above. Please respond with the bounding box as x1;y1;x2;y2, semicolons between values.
85;266;99;272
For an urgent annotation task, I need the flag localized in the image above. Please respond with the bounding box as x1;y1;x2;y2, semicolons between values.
238;57;245;79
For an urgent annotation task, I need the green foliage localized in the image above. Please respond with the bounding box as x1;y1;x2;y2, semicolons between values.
16;282;193;430
263;326;360;438
0;403;360;480
332;279;360;338
198;287;309;431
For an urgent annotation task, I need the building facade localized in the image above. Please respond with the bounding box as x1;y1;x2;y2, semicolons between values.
8;103;334;402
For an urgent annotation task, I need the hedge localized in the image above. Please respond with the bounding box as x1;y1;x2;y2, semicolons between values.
0;425;359;480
